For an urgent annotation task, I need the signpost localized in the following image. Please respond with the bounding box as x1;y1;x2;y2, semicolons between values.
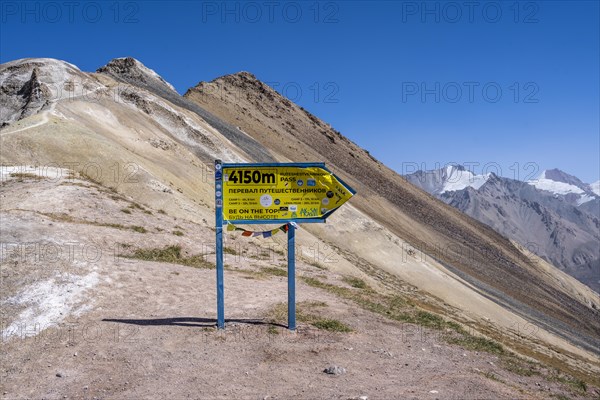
214;161;355;330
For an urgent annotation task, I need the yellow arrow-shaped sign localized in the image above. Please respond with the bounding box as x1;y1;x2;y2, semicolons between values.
220;163;355;223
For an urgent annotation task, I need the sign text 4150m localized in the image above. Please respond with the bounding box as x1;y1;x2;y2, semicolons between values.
226;169;276;185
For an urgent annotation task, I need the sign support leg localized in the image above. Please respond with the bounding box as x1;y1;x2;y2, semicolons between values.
287;223;296;331
215;160;225;329
216;226;224;329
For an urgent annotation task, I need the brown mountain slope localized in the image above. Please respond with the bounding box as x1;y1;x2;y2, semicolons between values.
185;72;600;354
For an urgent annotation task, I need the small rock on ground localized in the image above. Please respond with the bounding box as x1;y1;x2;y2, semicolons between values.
323;366;346;375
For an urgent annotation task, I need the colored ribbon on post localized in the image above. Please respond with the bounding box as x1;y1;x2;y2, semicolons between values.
226;223;290;238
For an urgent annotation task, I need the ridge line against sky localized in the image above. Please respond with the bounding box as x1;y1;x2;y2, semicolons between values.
1;0;598;183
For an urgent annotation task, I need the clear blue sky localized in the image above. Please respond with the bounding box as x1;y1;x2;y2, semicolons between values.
2;1;599;182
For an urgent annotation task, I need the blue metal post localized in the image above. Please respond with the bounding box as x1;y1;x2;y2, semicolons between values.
287;223;296;330
215;160;225;329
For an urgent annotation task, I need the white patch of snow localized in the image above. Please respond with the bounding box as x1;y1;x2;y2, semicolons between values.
441;168;490;193
445;165;454;177
528;178;584;195
590;181;600;196
576;195;595;206
1;272;99;340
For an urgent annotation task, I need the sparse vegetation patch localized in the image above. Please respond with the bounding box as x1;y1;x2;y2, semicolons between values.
312;318;352;332
9;172;44;180
262;267;287;277
445;334;505;355
223;247;238;255
548;372;588;394
126;245;214;269
501;358;539;376
300;275;509;356
268;301;352;332
342;276;368;289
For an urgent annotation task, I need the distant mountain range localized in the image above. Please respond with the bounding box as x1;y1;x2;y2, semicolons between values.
405;166;600;292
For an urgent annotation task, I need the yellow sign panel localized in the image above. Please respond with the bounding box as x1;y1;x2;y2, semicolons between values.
222;164;355;222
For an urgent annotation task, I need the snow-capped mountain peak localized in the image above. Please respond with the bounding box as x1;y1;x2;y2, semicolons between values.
528;169;598;204
532;169;588;191
441;166;490;194
404;165;491;195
